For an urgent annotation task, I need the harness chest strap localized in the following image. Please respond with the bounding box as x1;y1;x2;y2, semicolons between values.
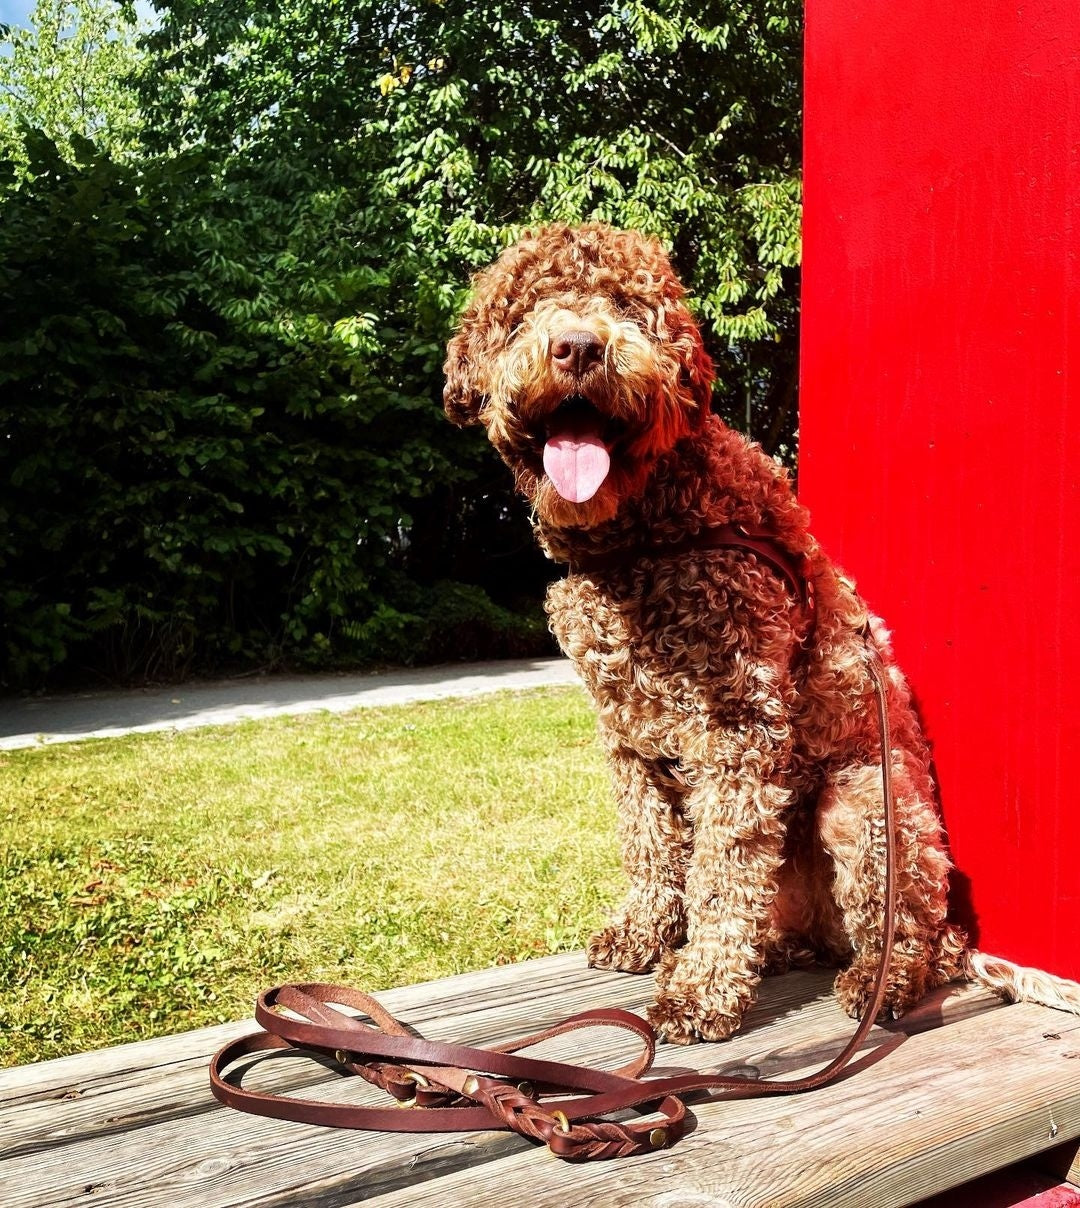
566;522;816;618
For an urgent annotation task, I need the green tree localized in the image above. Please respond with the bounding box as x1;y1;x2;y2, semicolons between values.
0;0;145;175
136;0;804;669
0;133;548;687
140;0;802;451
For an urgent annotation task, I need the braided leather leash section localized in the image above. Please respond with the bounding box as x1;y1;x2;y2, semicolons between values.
209;986;686;1160
209;636;897;1161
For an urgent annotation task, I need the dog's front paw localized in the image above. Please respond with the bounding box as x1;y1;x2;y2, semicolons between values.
647;954;749;1044
588;897;685;974
587;920;665;974
646;987;743;1045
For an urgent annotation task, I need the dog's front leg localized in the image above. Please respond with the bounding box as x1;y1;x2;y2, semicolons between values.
587;745;692;974
647;732;792;1045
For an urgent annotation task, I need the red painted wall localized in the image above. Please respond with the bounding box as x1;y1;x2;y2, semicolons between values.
800;1;1080;978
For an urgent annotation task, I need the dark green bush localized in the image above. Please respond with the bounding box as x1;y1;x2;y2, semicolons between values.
342;580;553;668
0;135;546;688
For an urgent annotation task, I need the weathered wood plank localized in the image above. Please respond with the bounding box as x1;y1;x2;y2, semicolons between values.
0;952;901;1159
357;1001;1080;1208
0;954;1006;1208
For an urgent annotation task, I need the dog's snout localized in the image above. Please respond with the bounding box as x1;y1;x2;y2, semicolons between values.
551;329;604;376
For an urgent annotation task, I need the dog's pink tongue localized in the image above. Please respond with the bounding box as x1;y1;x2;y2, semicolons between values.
543;432;611;503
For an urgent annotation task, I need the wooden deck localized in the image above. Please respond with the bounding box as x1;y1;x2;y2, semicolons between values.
2;952;1079;1207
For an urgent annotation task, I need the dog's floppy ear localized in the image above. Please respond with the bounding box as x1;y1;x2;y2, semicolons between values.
675;307;716;424
442;323;486;427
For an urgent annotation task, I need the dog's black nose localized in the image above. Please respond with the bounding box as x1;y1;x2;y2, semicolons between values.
551;329;604;376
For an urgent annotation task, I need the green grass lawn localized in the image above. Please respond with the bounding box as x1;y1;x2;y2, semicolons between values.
0;685;620;1067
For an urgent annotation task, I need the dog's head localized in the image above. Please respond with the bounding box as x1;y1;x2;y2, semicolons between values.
444;223;714;528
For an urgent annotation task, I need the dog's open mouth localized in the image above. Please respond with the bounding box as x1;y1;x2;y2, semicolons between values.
541;396;623;503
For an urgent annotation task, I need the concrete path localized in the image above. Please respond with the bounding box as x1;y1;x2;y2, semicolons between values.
0;657;582;751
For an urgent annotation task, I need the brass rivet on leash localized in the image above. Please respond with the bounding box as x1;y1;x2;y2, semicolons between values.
461;1074;480;1096
649;1127;668;1148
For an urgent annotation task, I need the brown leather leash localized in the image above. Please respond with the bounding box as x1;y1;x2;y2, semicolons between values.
209;541;898;1161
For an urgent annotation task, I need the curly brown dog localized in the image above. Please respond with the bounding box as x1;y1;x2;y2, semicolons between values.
442;222;1067;1044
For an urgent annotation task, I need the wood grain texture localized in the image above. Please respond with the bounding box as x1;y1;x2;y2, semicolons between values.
359;1002;1080;1208
0;951;1068;1208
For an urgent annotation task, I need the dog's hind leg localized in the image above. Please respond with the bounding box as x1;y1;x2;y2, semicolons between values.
817;758;966;1020
587;746;692;974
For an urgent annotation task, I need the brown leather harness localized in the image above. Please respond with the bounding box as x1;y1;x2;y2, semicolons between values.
210;529;898;1161
568;522;816;618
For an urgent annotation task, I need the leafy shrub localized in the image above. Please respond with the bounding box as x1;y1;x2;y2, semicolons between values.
0;135;543;687
342;580;553;668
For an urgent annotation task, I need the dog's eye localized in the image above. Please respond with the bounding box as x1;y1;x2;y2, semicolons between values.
621;302;657;335
634;315;663;342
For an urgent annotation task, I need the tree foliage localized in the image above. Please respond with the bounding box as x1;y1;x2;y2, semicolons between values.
0;0;802;689
0;0;145;173
139;1;802;435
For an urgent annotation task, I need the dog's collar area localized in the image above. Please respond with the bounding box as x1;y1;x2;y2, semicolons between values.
565;523;816;617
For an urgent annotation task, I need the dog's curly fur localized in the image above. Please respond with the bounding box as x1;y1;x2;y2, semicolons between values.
443;223;980;1044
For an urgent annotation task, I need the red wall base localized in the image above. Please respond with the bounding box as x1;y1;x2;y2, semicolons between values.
800;1;1080;977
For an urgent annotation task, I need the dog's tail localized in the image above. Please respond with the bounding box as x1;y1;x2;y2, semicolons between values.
962;948;1080;1014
